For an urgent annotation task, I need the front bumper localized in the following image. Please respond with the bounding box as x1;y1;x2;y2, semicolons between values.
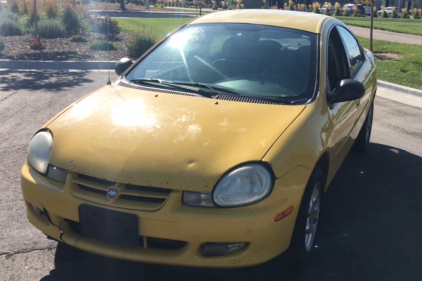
21;162;311;268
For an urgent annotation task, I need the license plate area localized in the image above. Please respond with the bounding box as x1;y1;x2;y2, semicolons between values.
79;204;138;248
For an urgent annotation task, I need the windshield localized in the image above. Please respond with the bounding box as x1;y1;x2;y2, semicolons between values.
125;23;317;103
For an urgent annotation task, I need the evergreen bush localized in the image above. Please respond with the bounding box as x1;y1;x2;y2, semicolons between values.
69;35;87;42
127;27;157;59
0;20;23;36
62;5;80;34
89;41;117;51
93;16;121;40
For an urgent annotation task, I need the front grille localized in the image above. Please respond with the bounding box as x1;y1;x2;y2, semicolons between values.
67;220;186;250
71;174;172;211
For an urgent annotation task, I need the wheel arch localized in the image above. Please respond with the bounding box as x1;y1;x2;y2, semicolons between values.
315;151;330;192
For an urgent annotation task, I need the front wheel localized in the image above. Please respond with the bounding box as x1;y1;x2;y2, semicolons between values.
353;101;374;153
289;166;325;257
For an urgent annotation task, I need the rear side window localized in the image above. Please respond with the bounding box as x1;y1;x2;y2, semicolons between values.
336;26;364;76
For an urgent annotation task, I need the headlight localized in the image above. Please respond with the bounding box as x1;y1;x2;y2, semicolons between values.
27;130;53;175
213;163;273;207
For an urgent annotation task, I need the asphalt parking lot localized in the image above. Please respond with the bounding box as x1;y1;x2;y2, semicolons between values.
1;69;422;281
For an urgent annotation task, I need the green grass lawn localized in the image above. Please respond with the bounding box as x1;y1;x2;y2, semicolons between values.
357;36;422;89
343;20;422;36
114;18;193;40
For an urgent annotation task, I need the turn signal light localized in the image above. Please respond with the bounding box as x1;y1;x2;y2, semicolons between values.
274;206;293;222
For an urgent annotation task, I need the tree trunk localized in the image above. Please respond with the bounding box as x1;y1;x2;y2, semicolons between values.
120;0;126;10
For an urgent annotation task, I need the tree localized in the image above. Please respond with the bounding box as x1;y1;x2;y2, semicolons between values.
119;0;126;10
354;0;375;51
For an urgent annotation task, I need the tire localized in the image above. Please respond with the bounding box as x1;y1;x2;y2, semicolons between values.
353;101;374;153
289;166;325;258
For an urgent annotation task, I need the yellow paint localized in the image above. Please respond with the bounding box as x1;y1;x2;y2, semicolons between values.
21;12;377;268
191;10;335;33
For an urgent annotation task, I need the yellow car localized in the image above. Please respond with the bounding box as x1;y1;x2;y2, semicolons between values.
21;10;376;268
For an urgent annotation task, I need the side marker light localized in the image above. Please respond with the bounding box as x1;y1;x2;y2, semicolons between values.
274;206;294;222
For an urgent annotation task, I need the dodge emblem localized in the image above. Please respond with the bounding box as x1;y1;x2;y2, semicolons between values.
107;188;118;199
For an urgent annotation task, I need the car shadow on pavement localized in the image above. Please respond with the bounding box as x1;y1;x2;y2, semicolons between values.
40;143;422;281
0;70;94;92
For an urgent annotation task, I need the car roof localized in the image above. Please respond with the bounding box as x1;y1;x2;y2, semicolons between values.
189;10;333;34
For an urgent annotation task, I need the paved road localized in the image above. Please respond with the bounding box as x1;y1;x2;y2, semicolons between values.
347;25;422;45
1;70;422;280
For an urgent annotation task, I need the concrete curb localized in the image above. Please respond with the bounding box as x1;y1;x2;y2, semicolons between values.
0;59;116;70
378;80;422;98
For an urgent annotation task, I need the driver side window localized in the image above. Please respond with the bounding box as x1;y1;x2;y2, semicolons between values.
327;27;350;92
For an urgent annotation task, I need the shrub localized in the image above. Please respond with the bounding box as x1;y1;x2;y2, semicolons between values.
297;4;306;10
380;6;388;18
333;8;341;16
62;5;80;34
69;34;87;42
9;0;20;13
93;16;121;40
36;19;66;38
324;2;332;15
89;41;117;51
0;20;23;36
18;14;32;29
412;8;421;19
127;27;157;59
352;6;361;17
401;8;409;18
342;7;350;16
0;36;4;52
391;7;398;18
334;3;342;15
29;37;46;50
0;10;19;22
312;2;320;13
288;0;295;10
417;9;422;19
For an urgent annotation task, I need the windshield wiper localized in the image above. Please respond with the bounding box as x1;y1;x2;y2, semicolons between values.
128;78;216;98
177;82;240;96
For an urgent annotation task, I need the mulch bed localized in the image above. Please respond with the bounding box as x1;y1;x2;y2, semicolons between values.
0;32;132;61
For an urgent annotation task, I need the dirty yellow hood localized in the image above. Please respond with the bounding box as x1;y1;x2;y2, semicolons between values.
47;84;305;192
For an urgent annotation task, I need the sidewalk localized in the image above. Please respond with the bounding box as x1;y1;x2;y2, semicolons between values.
347;25;422;45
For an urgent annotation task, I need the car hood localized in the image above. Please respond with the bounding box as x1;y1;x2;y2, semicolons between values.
47;84;305;192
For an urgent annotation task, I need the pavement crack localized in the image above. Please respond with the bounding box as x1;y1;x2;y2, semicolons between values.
0;89;20;103
0;246;57;258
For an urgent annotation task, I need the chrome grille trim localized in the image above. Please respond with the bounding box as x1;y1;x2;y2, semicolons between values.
71;174;172;211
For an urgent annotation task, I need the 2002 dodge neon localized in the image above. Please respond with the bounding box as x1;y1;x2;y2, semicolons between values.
21;10;376;267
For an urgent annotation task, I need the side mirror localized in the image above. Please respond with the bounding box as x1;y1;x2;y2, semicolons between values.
115;58;133;76
327;79;365;105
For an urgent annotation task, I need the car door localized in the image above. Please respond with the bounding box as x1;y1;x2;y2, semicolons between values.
326;26;362;173
336;25;374;126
